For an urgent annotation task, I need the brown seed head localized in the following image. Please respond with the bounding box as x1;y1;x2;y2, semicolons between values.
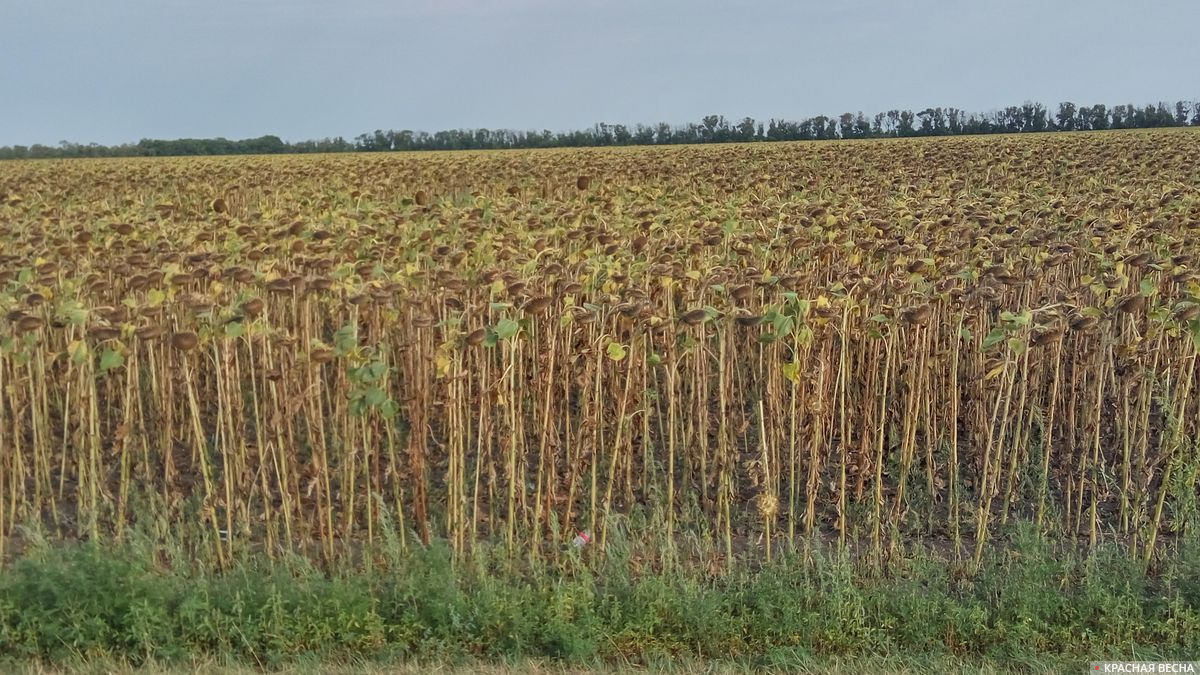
1068;314;1099;332
523;296;553;314
1173;302;1200;322
88;325;121;341
733;311;763;327
1030;326;1064;346
15;315;45;333
135;324;166;340
901;304;933;326
1124;252;1151;267
615;302;640;318
241;298;265;318
1115;294;1146;315
170;331;199;351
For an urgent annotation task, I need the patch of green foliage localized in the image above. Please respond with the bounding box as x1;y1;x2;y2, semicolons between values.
1;523;1198;670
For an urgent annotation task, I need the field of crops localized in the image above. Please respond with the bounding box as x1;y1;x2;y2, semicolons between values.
1;129;1199;569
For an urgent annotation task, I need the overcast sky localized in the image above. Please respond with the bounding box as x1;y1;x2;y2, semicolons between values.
2;0;1197;146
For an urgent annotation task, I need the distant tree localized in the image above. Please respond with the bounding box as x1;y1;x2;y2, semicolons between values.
814;116;834;140
736;117;757;141
1019;102;1048;131
1110;105;1130;129
963;114;988;134
838;112;855;139
715;116;731;142
1136;104;1168;127
947;108;963;135
1055;102;1077;131
701;115;721;142
886;110;900;135
916;108;948;135
854;112;871;138
1174;101;1191;126
1151;103;1175;127
917;109;934;135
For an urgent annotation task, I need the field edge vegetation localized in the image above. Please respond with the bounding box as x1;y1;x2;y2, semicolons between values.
1;519;1199;670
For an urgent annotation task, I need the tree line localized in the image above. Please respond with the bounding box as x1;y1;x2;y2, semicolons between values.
2;99;1197;160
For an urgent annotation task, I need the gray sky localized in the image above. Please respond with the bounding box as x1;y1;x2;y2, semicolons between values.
3;0;1197;146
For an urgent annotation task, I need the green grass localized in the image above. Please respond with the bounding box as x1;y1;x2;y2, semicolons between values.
1;522;1198;672
2;654;1088;674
